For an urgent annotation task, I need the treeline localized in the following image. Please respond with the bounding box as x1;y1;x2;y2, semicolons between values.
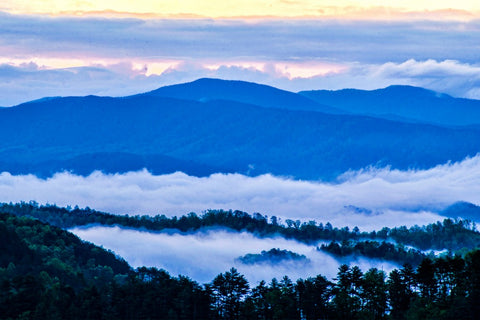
3;213;480;320
3;202;479;252
319;240;427;266
236;248;310;265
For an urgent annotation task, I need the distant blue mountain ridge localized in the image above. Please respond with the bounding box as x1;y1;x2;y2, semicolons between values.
442;202;480;222
1;78;479;180
299;85;480;126
145;79;480;126
143;78;345;115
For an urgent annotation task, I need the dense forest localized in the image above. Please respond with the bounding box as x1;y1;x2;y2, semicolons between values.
236;249;310;265
319;241;426;266
2;202;479;263
2;212;480;320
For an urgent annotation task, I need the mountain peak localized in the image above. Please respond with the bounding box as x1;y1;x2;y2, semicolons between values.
145;77;344;114
381;85;452;99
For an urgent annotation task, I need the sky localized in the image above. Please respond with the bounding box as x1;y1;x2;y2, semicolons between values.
0;1;480;105
2;0;480;18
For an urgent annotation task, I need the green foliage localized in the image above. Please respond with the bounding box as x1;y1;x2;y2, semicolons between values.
210;268;249;320
361;268;388;320
4;201;480;257
3;212;480;319
0;213;210;320
236;248;310;265
320;240;426;266
388;219;480;251
0;213;131;286
296;275;333;320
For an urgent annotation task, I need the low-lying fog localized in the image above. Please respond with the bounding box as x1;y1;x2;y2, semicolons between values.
70;226;398;284
2;156;480;229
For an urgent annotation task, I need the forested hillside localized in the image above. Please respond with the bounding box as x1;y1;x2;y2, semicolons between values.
3;202;480;265
1;79;480;179
2;212;480;320
143;78;343;114
299;85;480;126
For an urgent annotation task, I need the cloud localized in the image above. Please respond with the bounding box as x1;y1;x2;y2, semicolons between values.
366;59;480;98
3;0;480;19
2;12;480;63
1;58;480;106
70;226;398;284
0;62;169;105
2;12;480;104
214;59;480;99
4;156;480;230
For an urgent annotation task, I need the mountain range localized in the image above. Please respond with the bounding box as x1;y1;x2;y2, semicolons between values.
1;78;479;180
299;85;480;126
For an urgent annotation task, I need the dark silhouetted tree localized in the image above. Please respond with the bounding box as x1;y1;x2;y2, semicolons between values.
210;268;249;320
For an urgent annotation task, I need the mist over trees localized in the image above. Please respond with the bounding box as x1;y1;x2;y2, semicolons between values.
236;248;310;265
319;240;426;266
2;212;480;320
3;201;479;265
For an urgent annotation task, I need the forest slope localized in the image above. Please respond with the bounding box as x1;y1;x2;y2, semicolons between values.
1;85;479;179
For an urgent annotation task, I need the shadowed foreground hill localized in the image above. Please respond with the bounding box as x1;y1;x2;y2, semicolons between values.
1;80;480;179
0;213;212;320
3;208;480;319
0;213;131;288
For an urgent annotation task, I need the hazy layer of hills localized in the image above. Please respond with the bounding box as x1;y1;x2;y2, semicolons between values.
1;78;479;179
442;202;480;221
299;85;480;126
144;78;344;114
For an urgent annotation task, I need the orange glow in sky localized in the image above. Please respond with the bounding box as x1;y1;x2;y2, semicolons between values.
2;0;479;19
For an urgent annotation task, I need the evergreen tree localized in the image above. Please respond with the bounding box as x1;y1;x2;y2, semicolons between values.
361;268;387;320
210;268;249;320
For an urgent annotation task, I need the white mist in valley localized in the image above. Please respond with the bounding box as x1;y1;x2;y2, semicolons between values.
70;226;398;284
1;156;480;229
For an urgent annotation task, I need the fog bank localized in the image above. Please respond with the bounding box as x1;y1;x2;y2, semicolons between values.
71;226;397;284
2;156;480;229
